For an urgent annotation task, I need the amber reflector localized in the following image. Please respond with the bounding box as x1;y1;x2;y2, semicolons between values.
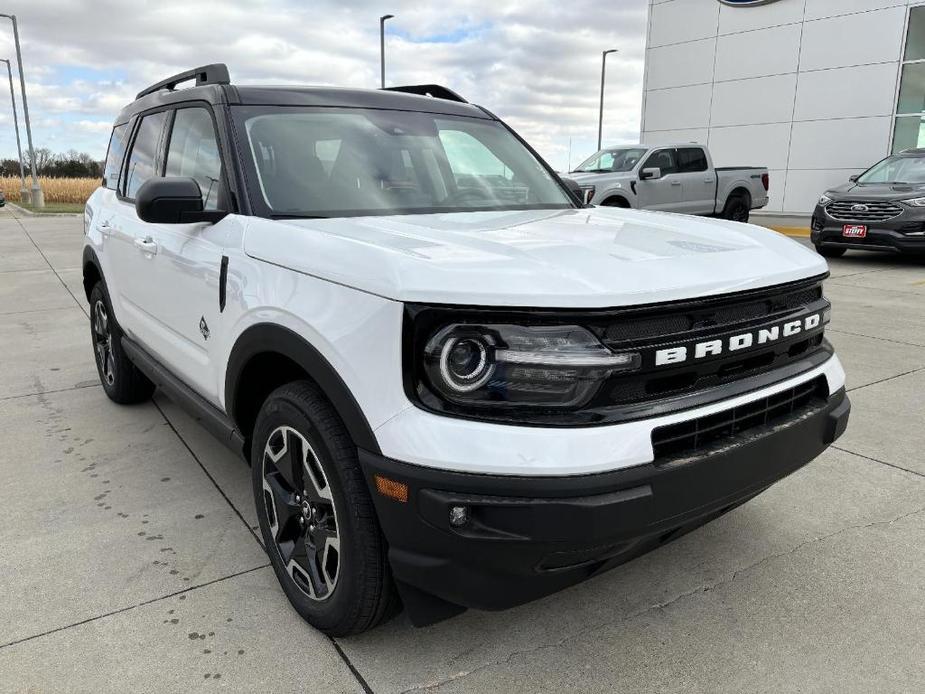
374;475;408;503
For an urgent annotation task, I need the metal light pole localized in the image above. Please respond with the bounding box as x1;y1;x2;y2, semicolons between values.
597;48;618;152
0;14;42;207
380;14;394;88
0;58;26;202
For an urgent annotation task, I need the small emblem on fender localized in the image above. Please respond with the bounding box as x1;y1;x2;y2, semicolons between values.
199;316;210;341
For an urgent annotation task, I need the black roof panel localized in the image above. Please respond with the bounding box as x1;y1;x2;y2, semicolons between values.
116;83;488;124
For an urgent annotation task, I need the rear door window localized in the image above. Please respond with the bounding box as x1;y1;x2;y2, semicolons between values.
677;147;708;173
165;107;223;209
122;111;168;200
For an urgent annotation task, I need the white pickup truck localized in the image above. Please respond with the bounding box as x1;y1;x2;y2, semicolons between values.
568;144;769;223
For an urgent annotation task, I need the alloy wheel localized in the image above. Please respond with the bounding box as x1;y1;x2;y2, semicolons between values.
261;425;340;601
93;300;115;386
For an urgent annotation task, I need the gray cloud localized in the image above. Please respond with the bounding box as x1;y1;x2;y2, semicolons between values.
0;0;647;169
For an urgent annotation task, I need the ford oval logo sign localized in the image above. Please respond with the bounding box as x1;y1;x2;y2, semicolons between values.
719;0;785;6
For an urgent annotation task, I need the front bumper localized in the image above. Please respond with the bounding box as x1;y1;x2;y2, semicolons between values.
811;204;925;254
359;387;850;626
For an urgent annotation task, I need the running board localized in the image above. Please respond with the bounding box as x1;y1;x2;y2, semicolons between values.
121;337;247;459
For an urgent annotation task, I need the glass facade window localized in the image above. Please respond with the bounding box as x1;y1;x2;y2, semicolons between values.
895;7;925;152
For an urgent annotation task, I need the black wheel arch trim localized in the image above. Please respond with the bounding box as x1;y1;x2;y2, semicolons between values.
225;323;381;454
82;245;104;301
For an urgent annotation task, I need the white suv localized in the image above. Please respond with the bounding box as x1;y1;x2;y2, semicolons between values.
84;64;850;636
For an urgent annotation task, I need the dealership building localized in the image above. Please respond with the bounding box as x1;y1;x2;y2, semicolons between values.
641;0;925;217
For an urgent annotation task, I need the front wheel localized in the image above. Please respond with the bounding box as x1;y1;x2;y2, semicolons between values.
252;381;397;636
815;244;846;258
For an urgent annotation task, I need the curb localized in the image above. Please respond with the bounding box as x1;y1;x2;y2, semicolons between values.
4;202;84;218
766;225;810;238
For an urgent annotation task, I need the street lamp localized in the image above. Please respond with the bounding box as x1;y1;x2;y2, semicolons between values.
0;58;26;203
0;14;42;207
380;14;394;89
597;48;618;152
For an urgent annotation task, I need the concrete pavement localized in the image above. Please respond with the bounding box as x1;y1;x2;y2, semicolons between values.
0;208;922;693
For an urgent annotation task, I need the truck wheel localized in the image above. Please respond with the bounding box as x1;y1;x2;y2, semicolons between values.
251;381;397;636
722;194;750;223
88;281;154;404
815;244;846;258
601;197;630;208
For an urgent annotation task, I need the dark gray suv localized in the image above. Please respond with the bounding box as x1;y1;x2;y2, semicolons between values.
811;149;925;257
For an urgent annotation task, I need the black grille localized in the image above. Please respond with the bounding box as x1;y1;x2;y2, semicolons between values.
652;376;828;461
597;283;823;346
826;200;902;222
586;278;829;408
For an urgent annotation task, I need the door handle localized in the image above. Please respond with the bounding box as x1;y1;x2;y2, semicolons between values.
670;180;682;186
704;179;714;184
134;236;158;255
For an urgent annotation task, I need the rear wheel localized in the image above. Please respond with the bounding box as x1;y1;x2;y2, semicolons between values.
601;196;630;208
815;244;846;258
722;194;750;223
88;281;154;404
252;381;397;636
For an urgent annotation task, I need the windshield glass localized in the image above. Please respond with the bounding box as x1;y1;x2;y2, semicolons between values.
235;107;573;217
857;155;925;184
573;148;648;173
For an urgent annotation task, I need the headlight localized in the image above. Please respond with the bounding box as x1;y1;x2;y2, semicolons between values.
422;323;640;408
818;194;833;206
579;186;595;205
902;197;925;207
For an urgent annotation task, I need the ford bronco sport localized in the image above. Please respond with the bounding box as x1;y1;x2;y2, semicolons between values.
83;64;850;636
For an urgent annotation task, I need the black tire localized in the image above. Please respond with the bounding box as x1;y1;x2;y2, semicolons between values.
601;196;630;208
815;244;846;258
722;194;750;223
88;281;154;404
251;381;397;636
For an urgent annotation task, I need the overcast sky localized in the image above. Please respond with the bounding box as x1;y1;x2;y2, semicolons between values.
0;0;648;172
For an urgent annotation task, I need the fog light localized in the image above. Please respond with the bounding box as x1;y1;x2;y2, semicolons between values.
448;505;470;527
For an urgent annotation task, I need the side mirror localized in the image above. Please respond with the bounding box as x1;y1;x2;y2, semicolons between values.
135;177;226;224
640;167;661;181
560;176;587;205
848;174;859;183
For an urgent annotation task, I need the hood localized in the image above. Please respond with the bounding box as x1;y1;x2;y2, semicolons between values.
566;171;634;183
243;207;826;308
828;181;925;201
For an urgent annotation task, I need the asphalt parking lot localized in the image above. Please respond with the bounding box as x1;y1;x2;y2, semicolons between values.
0;207;923;693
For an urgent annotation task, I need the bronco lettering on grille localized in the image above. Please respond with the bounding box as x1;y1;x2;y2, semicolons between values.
655;313;822;366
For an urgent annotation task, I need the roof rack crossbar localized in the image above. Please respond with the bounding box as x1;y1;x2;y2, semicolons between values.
136;63;230;100
383;84;467;103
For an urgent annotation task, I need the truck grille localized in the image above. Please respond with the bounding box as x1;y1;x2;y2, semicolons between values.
651;376;828;461
586;277;830;409
826;200;902;222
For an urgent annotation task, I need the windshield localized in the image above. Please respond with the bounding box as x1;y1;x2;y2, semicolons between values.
234;107;573;218
573;148;648;173
857;155;925;184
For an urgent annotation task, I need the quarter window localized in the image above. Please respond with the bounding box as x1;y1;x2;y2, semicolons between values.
165;107;223;210
123;111;167;200
103;124;128;189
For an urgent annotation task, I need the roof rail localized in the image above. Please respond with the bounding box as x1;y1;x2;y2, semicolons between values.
383;84;467;103
136;63;230;100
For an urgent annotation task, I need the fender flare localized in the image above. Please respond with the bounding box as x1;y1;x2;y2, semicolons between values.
225;323;381;454
82;245;104;300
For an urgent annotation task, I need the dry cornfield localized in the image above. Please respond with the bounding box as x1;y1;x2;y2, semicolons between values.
0;176;97;204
